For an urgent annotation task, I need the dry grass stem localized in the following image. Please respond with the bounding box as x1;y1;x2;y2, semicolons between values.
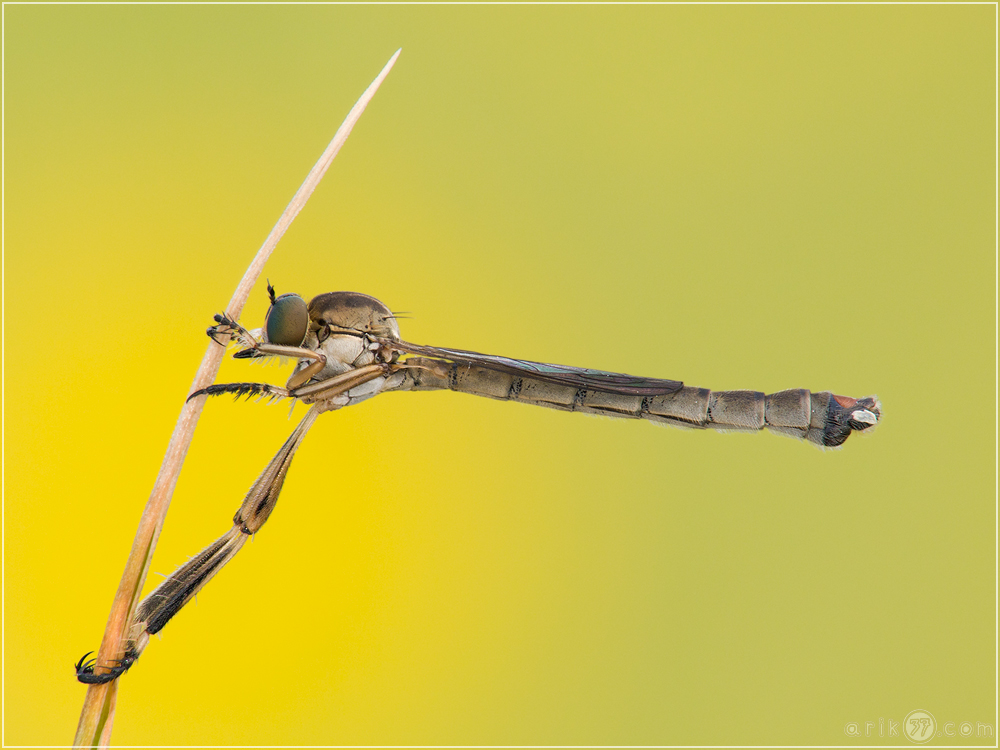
73;49;401;748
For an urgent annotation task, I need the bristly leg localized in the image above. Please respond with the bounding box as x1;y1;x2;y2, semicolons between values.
187;382;290;403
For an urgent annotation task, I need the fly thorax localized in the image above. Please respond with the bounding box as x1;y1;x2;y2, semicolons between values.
310;334;377;379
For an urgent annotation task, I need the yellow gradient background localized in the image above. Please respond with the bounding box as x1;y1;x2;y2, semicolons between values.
4;5;994;746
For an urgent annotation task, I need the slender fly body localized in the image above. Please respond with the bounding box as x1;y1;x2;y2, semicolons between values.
75;284;880;684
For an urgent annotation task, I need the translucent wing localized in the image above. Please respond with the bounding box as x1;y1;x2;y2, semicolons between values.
384;339;683;397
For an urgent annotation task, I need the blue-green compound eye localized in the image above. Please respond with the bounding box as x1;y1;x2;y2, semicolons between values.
264;293;308;346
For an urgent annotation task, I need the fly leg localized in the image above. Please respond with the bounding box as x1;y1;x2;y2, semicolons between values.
75;365;395;684
74;649;139;684
74;407;318;684
186;363;392;404
209;312;329;388
207;312;260;347
286;363;398;404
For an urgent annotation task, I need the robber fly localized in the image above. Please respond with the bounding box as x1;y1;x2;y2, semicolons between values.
75;284;880;683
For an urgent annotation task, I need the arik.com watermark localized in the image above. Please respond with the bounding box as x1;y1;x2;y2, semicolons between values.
845;709;994;744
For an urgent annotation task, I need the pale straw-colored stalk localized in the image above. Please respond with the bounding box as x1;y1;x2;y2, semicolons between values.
73;49;401;748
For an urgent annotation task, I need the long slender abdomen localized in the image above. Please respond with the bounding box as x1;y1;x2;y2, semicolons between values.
397;357;880;448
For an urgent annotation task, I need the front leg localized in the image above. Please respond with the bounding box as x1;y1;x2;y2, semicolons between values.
210;312;327;389
207;312;256;347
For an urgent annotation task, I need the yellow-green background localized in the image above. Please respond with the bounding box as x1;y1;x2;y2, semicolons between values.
4;5;994;746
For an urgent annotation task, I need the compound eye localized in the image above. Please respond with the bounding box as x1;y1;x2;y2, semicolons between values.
264;293;308;346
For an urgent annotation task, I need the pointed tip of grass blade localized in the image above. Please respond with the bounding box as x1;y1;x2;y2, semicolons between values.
299;46;402;203
224;47;403;320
